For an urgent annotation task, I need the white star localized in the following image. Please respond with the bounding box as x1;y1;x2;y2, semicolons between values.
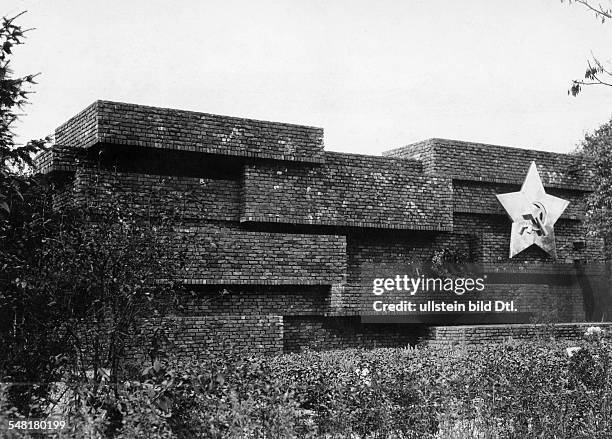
496;161;569;258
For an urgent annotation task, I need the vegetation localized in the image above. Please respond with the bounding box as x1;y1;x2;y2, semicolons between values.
0;333;609;438
0;11;187;422
576;118;612;256
0;11;48;207
2;8;612;439
563;0;612;95
0;188;186;407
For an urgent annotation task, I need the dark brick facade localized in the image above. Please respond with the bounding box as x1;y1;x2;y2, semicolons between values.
169;223;346;285
283;316;422;353
242;153;452;231
36;101;608;356
385;138;592;190
55;101;325;163
129;315;284;360
422;322;612;348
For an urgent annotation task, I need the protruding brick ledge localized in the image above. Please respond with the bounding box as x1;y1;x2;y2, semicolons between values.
420;322;612;348
34;147;81;175
385;138;594;191
55;100;326;164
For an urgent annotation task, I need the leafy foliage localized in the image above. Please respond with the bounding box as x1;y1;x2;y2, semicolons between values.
0;12;49;212
577;119;612;254
0;182;188;413
0;12;190;406
3;336;610;438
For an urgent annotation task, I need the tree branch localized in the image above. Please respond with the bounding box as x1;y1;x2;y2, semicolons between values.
586;0;610;17
570;0;612;19
573;79;612;87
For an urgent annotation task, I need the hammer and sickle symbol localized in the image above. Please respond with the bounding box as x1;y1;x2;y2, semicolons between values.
520;202;548;236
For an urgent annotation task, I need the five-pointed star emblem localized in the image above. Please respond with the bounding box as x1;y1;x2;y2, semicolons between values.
496;161;569;259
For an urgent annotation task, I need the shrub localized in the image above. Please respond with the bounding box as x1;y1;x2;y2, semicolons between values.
4;337;612;438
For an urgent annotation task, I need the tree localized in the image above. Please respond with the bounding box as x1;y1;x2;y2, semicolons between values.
563;1;612;96
577;118;612;256
0;10;54;417
0;170;191;413
0;12;49;210
0;12;189;420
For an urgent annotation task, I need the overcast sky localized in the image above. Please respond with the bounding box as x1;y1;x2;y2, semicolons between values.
5;0;612;155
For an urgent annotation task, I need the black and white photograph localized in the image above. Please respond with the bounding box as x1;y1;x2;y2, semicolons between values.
2;1;612;437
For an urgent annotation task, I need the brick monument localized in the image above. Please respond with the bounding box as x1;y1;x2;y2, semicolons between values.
35;100;609;356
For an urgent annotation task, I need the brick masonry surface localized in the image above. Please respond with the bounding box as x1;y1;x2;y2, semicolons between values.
173;286;330;316
336;230;474;314
243;152;453;231
34;101;611;354
166;223;347;285
421;322;612;348
35;146;81;174
453;181;586;220
283;316;422;353
454;213;604;263
128;315;284;360
55;101;325;163
384;138;593;190
73;167;242;222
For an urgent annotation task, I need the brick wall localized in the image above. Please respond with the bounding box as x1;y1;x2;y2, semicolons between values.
283;316;422;353
55;163;347;286
73;167;241;221
477;284;585;322
35;147;82;175
55;102;98;151
384;138;593;190
334;230;474;315
34;101;610;354
175;286;330;316
453;181;586;220
421;322;612;348
55;100;325;163
130;315;421;358
243;152;453;231
166;223;346;285
128;315;284;361
454;213;605;263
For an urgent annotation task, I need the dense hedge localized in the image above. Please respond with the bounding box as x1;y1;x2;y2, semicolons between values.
2;335;612;438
